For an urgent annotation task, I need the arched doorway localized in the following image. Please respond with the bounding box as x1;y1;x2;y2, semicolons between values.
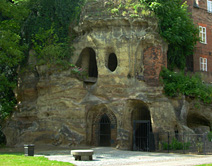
99;114;111;146
130;100;154;151
89;107;117;147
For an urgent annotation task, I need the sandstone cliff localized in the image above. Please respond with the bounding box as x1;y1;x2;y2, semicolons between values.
2;0;212;150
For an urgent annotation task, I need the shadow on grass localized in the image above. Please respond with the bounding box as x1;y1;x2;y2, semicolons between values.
0;152;24;155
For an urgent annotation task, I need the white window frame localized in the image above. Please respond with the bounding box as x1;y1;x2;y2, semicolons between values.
200;57;207;71
207;0;212;13
199;26;207;44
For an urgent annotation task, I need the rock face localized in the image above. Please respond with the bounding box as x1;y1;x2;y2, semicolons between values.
2;0;212;150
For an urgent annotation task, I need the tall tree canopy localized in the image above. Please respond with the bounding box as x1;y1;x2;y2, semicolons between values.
0;0;85;125
140;0;199;70
23;0;84;65
0;0;28;122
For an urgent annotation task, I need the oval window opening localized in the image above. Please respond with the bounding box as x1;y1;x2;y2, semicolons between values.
108;53;117;72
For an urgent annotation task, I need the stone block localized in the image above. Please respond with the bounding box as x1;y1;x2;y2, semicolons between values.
71;150;94;161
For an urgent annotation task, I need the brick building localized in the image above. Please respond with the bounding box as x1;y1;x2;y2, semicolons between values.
187;0;212;82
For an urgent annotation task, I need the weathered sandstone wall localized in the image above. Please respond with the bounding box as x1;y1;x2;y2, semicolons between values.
2;0;212;150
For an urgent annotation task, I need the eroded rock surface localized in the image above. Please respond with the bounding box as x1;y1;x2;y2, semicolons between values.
3;0;212;149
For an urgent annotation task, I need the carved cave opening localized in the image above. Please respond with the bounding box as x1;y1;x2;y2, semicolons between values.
131;100;154;151
99;114;111;146
187;113;211;133
90;108;117;147
108;53;118;72
88;50;98;78
76;47;98;81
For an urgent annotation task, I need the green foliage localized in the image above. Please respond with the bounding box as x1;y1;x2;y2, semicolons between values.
23;0;85;66
0;125;6;146
106;0;152;17
140;0;199;70
0;0;85;124
196;142;203;153
0;0;28;123
31;26;70;65
0;75;16;120
160;68;212;103
207;132;212;142
0;154;74;166
70;64;88;79
23;0;84;44
162;138;190;150
111;8;119;14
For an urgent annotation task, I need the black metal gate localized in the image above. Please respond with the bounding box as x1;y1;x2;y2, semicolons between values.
133;120;151;151
99;114;111;146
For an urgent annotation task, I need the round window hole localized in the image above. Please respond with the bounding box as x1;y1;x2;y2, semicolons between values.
108;53;118;72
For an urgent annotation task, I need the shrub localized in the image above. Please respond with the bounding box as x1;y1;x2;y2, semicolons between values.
0;126;6;146
160;68;212;104
162;138;190;150
207;132;212;142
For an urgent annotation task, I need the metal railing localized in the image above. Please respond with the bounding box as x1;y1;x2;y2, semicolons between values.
151;132;212;155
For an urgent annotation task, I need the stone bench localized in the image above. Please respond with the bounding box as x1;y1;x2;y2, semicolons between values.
71;150;94;161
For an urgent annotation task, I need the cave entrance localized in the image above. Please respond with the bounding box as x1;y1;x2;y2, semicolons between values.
99;114;111;146
90;108;117;147
88;49;98;78
187;113;211;134
131;101;154;151
133;120;150;151
76;47;98;82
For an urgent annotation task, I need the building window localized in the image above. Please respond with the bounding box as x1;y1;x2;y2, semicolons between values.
194;0;199;8
199;26;207;44
200;57;207;71
207;0;212;13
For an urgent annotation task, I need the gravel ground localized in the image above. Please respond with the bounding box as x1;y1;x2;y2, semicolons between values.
42;147;212;166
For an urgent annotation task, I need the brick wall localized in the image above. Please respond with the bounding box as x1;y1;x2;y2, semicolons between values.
189;0;212;75
143;46;167;86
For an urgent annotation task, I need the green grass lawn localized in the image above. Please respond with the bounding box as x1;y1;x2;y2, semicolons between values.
0;154;74;166
196;164;212;166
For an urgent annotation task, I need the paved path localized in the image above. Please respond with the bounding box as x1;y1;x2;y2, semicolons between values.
41;147;212;166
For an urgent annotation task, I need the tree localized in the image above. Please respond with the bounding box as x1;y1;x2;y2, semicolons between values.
140;0;199;70
0;0;85;145
0;0;28;123
0;0;85;125
22;0;85;65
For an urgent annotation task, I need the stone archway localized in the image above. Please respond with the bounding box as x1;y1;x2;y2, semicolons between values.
87;107;117;147
127;100;154;151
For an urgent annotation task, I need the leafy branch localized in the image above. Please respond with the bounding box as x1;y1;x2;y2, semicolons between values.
160;68;212;104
